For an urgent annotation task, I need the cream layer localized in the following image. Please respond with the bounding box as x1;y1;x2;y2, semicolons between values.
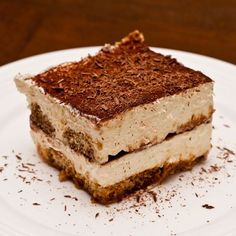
31;123;212;187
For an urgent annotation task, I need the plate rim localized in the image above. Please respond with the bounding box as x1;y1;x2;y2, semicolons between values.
0;46;235;71
0;46;236;236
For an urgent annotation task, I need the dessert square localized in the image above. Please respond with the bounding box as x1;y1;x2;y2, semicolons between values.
15;31;214;204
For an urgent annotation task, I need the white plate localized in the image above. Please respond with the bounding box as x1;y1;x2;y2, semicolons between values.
0;47;236;236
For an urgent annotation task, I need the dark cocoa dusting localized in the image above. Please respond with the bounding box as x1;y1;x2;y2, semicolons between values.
31;31;212;122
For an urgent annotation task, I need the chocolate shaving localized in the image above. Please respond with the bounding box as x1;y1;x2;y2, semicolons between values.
21;163;29;169
26;163;35;166
31;177;42;182
15;155;22;160
148;191;157;202
57;79;65;84
18;175;26;181
39;77;48;83
92;73;98;78
33;203;40;206
202;204;214;209
223;147;235;156
101;104;108;111
52;87;64;92
114;97;120;105
136;195;140;203
18;169;34;173
94;61;103;69
209;164;221;172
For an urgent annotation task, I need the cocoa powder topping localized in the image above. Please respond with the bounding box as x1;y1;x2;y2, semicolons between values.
32;31;212;122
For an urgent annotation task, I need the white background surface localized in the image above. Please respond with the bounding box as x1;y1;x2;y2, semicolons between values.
0;47;236;236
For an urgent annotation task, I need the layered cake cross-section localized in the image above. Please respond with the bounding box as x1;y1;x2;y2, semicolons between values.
15;31;214;204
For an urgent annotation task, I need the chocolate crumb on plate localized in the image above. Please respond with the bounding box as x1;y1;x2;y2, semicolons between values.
26;163;36;166
148;190;157;202
202;204;214;209
18;175;26;181
136;195;140;203
223;147;235;156
95;212;99;218
15;154;22;160
209;164;221;172
32;202;41;206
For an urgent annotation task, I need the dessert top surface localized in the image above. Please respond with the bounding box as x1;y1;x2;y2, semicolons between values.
31;30;212;121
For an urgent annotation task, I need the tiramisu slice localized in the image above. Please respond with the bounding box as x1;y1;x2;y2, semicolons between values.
15;31;214;204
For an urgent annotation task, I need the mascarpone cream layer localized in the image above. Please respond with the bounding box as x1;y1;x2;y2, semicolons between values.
31;123;212;187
